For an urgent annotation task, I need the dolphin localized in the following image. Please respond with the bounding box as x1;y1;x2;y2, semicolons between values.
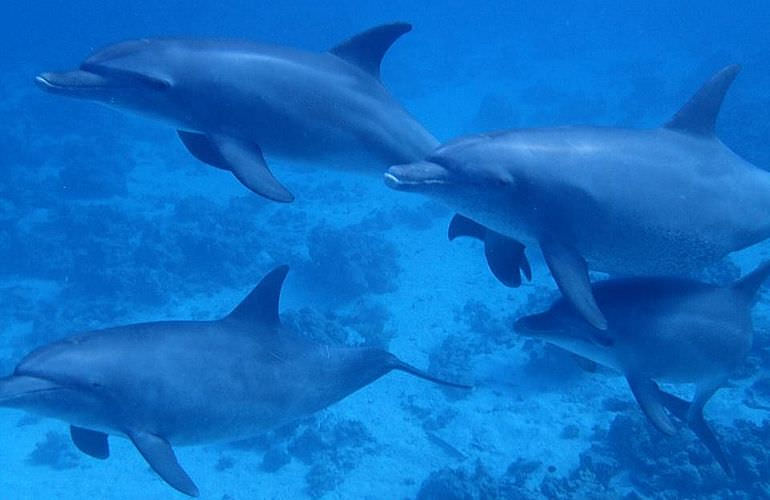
0;266;468;497
35;23;438;202
34;23;528;286
514;261;770;475
385;65;770;330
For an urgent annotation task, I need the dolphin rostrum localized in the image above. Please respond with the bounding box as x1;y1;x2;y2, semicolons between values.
385;65;770;330
514;261;770;475
0;266;468;496
35;23;437;201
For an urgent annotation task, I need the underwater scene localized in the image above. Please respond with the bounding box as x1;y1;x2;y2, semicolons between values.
1;1;770;498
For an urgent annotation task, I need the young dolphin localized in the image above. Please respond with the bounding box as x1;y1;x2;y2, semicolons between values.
385;65;770;330
514;261;770;475
35;23;437;201
0;266;469;497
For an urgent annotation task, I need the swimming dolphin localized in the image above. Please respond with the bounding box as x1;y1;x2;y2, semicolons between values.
35;23;437;201
34;23;526;285
0;266;468;497
385;65;770;330
514;261;770;475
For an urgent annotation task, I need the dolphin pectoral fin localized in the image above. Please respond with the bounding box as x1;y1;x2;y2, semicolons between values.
448;214;487;240
70;426;109;459
540;238;607;330
686;406;733;476
176;131;294;202
329;23;412;79
627;376;676;435
448;215;531;288
570;354;598;373
687;380;733;476
656;387;690;421
177;131;228;170
484;230;531;288
389;357;473;390
214;137;294;202
128;431;199;497
654;383;733;476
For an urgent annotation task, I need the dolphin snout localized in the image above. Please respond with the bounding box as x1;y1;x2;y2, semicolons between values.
384;161;450;191
35;70;110;95
514;313;555;337
513;316;537;334
0;375;62;406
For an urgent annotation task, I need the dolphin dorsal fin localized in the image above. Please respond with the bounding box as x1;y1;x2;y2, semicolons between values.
225;265;289;326
664;64;741;136
329;22;412;79
733;260;770;303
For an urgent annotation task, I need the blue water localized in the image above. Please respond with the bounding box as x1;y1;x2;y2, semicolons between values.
1;1;770;499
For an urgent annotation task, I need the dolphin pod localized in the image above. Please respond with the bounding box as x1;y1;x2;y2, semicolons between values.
10;19;767;496
386;65;770;331
515;261;770;475
0;266;468;497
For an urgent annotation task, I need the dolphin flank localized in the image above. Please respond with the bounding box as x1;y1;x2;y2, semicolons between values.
385;65;770;331
36;23;438;201
514;261;770;475
0;266;469;497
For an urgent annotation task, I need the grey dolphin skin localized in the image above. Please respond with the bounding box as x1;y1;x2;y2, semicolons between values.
35;23;438;201
514;261;770;475
0;266;469;497
385;65;770;330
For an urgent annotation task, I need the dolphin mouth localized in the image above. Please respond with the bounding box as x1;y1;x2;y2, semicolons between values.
384;161;451;191
0;375;64;405
35;70;115;94
513;316;535;334
513;315;552;336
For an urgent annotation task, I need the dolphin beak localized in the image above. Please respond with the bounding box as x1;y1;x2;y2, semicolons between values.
513;314;553;337
384;161;451;192
0;375;63;407
35;70;111;96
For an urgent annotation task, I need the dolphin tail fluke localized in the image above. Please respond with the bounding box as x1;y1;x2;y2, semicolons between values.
128;430;199;497
733;260;770;304
657;385;734;477
448;214;532;287
390;358;472;390
177;131;294;202
540;237;608;331
664;64;741;137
